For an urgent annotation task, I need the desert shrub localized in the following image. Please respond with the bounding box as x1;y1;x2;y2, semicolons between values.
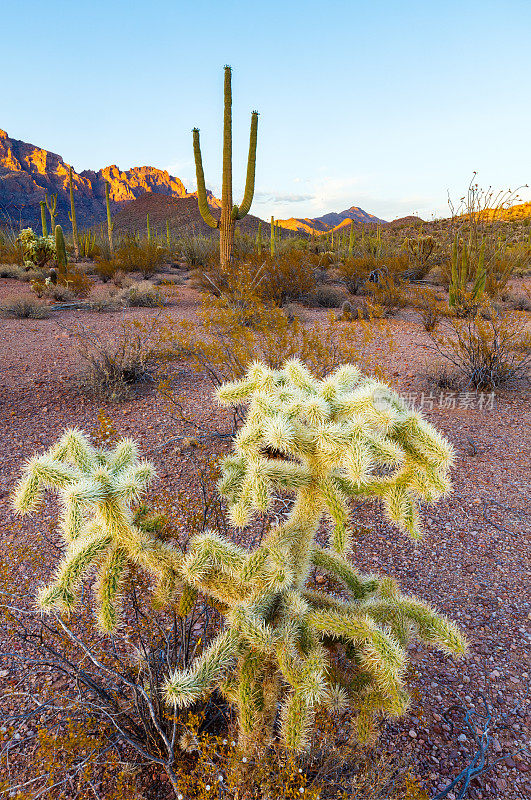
403;235;436;279
304;284;345;308
357;298;388;320
427;308;531;389
339;255;377;293
118;280;164;307
179;233;218;266
364;270;408;314
90;294;121;312
74;319;158;399
0;295;50;318
412;287;443;331
32;280;75;301
159;289;391;390
509;290;531;312
94;257;120;282
0;264;25;279
115;238;166;276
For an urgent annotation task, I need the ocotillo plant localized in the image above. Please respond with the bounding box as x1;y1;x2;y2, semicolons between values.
14;362;466;754
54;224;68;275
68;166;79;259
449;234;486;310
105;180;114;256
166;220;171;250
193;66;258;269
270;216;276;256
40;200;48;237
45;193;57;231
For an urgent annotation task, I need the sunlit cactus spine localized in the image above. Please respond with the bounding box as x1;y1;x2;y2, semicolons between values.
105;180;114;256
45;192;57;231
40;200;48;237
193;66;259;269
54;224;68;275
68;165;79;259
164;361;466;752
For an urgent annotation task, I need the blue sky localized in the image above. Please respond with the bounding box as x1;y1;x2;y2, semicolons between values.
2;0;530;221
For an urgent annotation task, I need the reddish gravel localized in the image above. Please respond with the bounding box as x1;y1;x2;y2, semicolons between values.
0;275;529;799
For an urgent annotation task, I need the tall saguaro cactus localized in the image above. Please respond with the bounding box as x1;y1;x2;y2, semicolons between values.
105;181;114;256
193;66;258;269
45;193;57;232
68;166;79;259
40;201;48;237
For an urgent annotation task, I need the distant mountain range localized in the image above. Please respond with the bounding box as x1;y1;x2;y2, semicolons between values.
0;128;222;231
0;127;403;235
275;207;387;235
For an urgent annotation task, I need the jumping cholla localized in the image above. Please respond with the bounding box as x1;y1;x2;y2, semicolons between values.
13;360;466;752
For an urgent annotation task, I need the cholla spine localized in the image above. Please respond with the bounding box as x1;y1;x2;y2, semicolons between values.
14;362;465;753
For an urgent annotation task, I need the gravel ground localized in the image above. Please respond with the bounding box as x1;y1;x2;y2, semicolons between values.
0;275;529;799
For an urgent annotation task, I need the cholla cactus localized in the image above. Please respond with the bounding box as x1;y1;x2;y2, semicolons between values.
164;360;466;751
13;429;182;631
14;363;466;753
16;228;55;270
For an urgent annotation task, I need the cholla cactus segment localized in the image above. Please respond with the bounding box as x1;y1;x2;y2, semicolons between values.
13;429;182;631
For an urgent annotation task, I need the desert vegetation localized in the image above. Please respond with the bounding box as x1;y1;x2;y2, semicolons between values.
0;64;530;800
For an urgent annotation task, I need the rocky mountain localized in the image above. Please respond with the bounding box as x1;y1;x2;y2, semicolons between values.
0;128;220;230
276;205;387;235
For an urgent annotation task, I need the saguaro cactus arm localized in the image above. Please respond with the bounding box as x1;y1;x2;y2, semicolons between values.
192;128;219;229
232;110;259;220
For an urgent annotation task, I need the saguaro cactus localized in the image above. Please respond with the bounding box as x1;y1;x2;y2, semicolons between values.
45;193;57;231
68;166;79;259
40;201;48;237
105;181;114;256
193;66;258;269
256;220;262;255
15;362;466;755
54;224;68;275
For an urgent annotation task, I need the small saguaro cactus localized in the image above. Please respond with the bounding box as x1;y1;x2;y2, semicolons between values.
68;165;79;259
14;362;466;755
40;200;48;237
105;180;114;256
54;224;68;274
45;192;58;231
193;65;258;269
146;213;151;243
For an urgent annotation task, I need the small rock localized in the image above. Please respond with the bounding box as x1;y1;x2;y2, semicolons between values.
409;729;417;738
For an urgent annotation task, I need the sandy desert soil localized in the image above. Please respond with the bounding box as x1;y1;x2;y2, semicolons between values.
0;275;529;799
